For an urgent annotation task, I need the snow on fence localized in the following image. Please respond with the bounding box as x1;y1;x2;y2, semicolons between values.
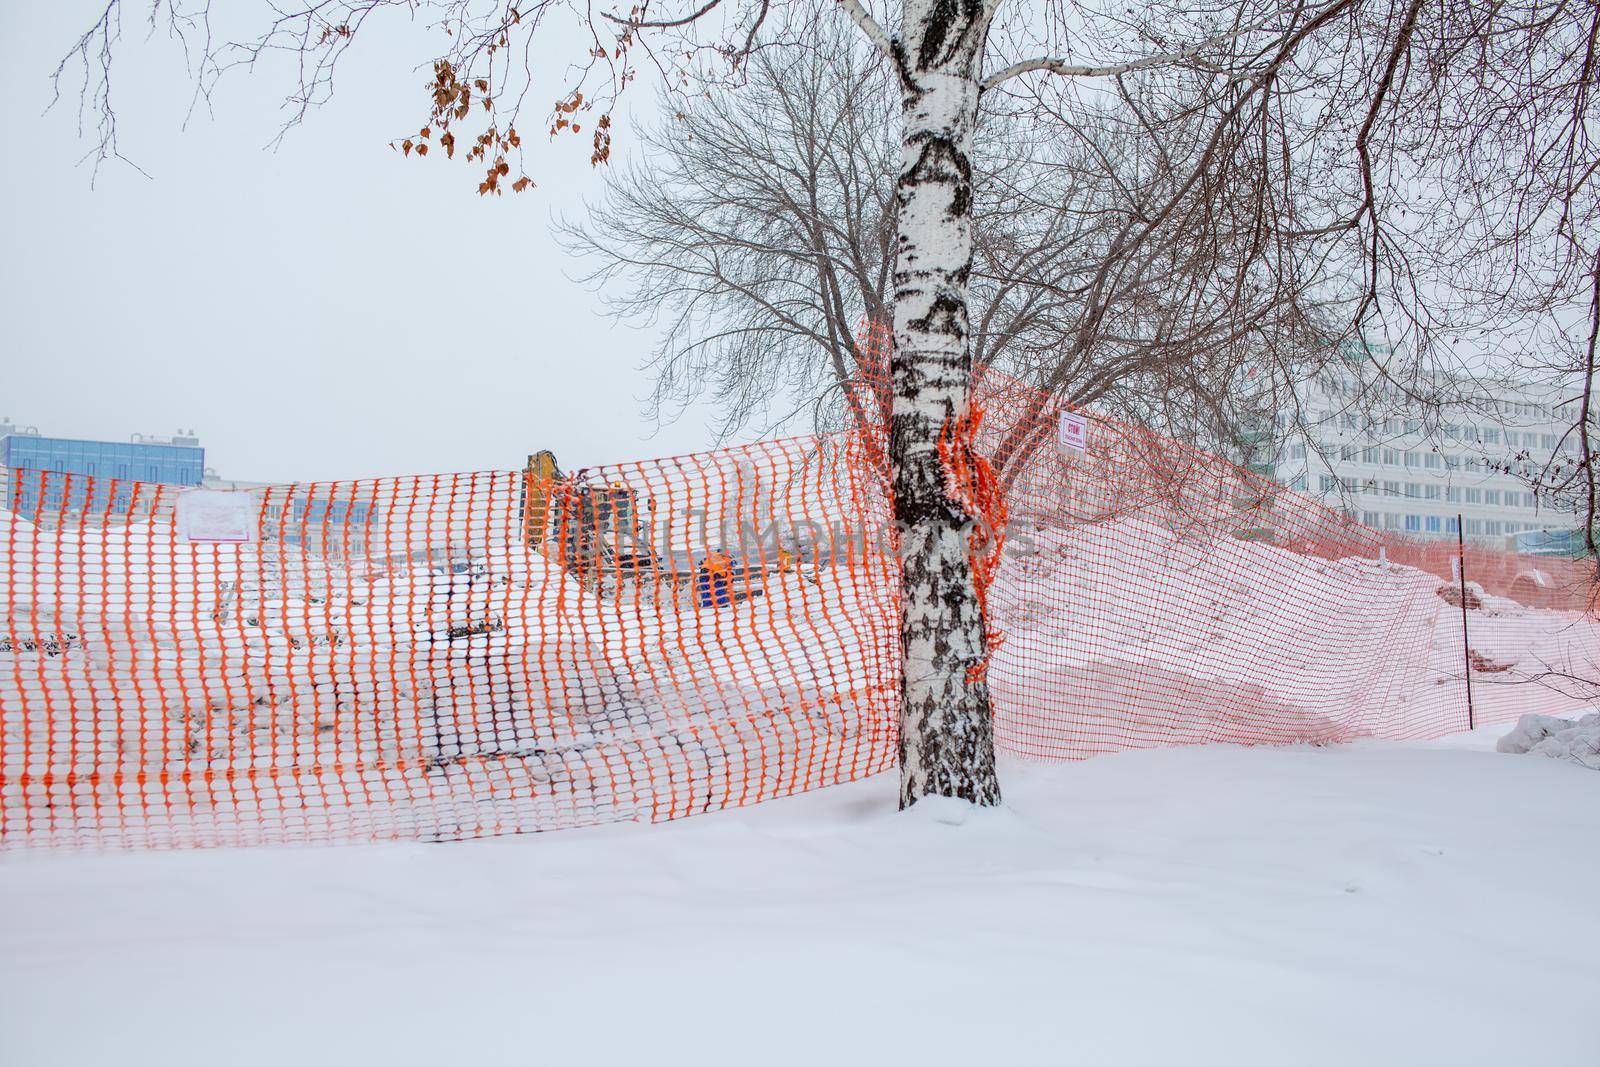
3;380;1597;848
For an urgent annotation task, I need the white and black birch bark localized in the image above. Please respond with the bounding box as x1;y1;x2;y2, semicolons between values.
889;0;1001;808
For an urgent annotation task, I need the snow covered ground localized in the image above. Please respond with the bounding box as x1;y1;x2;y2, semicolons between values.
3;722;1597;1066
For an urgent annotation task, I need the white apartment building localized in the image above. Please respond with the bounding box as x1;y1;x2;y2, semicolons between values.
1271;359;1583;547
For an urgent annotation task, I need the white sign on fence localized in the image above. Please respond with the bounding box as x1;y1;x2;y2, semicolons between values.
1058;411;1089;454
176;489;257;544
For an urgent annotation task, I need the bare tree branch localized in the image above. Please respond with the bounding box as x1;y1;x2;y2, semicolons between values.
980;0;1335;91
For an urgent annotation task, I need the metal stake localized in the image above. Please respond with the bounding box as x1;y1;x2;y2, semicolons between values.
1458;514;1475;731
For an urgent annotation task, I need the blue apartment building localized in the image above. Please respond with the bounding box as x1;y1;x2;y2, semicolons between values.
2;433;205;517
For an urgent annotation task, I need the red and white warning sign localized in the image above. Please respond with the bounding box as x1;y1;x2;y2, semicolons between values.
1058;411;1089;454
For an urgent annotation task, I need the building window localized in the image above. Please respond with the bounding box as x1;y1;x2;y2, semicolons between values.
1362;511;1381;527
1383;448;1401;466
1405;515;1422;532
1320;475;1340;493
1485;489;1502;506
1445;516;1459;533
1424;453;1442;469
1404;482;1422;498
1446;487;1461;503
1426;516;1442;533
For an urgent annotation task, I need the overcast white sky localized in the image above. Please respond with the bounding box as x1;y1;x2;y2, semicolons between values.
1;3;730;483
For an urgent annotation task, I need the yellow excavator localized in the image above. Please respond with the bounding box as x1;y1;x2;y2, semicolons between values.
521;450;818;603
522;450;659;595
520;450;564;545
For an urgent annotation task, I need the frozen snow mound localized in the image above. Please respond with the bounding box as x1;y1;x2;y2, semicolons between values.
1498;712;1600;770
1496;714;1583;753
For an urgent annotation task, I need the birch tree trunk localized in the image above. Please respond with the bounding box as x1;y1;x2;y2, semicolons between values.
891;0;1002;808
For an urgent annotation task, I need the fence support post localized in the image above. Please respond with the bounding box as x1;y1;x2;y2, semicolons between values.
1458;513;1475;731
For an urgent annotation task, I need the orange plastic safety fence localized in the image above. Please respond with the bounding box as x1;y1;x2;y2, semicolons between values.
973;369;1600;760
0;437;900;848
2;378;1597;849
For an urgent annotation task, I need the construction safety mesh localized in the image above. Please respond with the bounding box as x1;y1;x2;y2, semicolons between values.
3;375;1596;848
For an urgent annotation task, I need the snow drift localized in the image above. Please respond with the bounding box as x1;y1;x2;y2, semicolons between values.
1497;712;1600;770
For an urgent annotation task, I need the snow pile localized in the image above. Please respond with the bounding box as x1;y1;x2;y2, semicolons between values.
990;513;1600;757
1497;712;1600;770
